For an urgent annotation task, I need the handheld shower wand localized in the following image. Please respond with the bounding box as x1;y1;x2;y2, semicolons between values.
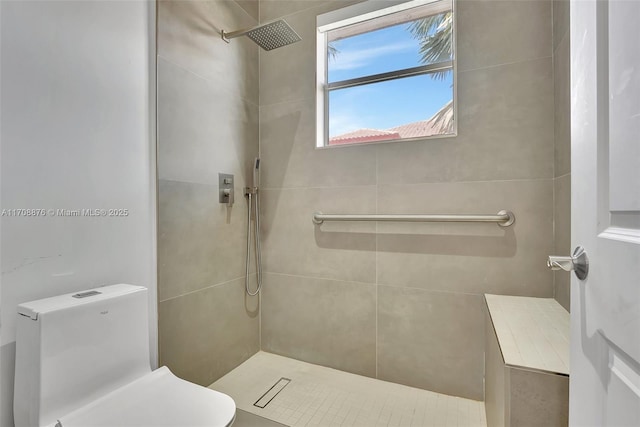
253;158;260;189
244;158;262;296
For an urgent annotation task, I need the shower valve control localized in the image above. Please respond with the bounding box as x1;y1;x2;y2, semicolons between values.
219;173;234;207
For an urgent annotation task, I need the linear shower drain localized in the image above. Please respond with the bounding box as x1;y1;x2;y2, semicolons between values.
253;377;291;408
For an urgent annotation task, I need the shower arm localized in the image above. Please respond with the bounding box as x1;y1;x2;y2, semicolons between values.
221;28;249;43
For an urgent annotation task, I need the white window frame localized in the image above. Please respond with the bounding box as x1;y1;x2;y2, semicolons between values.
315;0;457;148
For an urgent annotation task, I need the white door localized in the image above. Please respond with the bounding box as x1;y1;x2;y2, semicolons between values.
570;0;640;425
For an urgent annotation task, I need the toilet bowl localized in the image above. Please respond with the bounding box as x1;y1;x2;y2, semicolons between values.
13;284;236;427
57;366;235;427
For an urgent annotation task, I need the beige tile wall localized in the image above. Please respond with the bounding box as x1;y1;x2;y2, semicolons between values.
510;368;569;426
261;273;377;377
157;0;260;386
553;0;571;311
259;0;556;401
377;287;485;398
157;0;569;401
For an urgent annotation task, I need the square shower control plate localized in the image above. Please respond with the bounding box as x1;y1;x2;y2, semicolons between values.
219;173;234;205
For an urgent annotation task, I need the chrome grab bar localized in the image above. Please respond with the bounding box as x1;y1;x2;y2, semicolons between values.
312;210;515;227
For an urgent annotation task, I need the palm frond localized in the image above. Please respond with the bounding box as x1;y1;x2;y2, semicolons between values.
429;100;454;134
328;42;339;61
428;69;453;82
408;12;453;66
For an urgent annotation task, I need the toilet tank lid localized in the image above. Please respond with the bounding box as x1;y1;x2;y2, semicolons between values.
17;284;147;320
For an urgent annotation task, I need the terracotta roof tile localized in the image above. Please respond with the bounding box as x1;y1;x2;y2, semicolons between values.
329;128;401;145
329;101;453;144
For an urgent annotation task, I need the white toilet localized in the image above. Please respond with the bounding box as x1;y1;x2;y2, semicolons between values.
14;284;236;427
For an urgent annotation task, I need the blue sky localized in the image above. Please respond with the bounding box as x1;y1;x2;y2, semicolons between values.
328;22;453;137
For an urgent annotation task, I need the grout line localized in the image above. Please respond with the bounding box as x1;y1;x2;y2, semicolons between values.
259;176;555;192
260;184;377;191
157;55;260;108
260;1;328;23
264;271;491;298
375;147;379;380
551;20;557;298
457;54;553;75
257;12;263;353
552;170;557;300
554;171;571;179
157;54;209;83
230;0;259;24
551;0;557;303
552;28;570;57
551;0;556;66
159;274;256;303
158;177;238;187
258;94;311;109
376;282;491;298
263;271;376;288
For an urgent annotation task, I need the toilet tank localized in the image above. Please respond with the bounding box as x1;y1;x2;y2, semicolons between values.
14;284;152;427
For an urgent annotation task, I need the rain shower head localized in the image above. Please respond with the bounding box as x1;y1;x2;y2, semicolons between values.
221;20;301;51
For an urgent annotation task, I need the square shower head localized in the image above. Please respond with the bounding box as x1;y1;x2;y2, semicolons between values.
245;20;302;51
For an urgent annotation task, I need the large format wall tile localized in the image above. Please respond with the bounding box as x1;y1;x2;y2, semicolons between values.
159;278;260;386
235;0;258;21
259;2;362;105
158;0;258;104
554;173;571;311
260;0;324;22
377;286;485;400
376;58;554;185
158;179;251;301
261;273;376;377
485;310;507;427
158;0;260;390
158;58;258;186
259;3;320;105
509;368;569;426
553;5;570;312
255;0;563;401
376;179;554;297
259;99;377;189
457;0;551;72
554;32;571;178
260;186;377;283
259;0;361;23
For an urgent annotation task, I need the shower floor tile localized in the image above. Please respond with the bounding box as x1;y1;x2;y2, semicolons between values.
210;352;486;427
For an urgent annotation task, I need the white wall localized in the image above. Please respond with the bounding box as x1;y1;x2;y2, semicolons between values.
0;1;157;425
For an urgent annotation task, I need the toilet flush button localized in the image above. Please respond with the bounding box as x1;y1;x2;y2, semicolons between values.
72;290;102;299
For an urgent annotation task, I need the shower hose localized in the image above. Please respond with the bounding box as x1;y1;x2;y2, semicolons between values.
245;189;262;296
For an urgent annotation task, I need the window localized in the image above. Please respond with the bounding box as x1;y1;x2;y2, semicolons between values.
316;0;456;148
